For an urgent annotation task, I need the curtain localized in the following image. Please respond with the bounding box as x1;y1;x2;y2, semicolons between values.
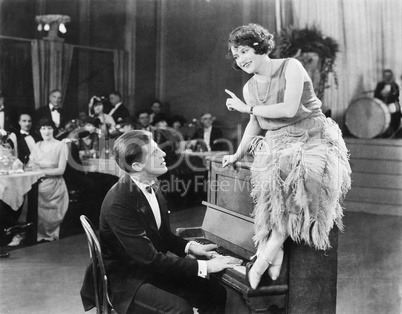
113;50;127;101
291;0;402;126
31;40;74;109
31;40;49;110
61;44;74;106
0;38;34;111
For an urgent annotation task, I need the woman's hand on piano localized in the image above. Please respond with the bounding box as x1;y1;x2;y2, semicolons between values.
206;256;243;274
222;154;238;168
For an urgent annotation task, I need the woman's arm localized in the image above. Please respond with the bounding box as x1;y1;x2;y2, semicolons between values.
234;115;261;161
222;84;262;167
41;143;68;176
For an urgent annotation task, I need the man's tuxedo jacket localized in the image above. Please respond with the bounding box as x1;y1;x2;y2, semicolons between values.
34;105;68;131
80;174;198;314
107;104;129;124
15;131;40;165
192;126;225;151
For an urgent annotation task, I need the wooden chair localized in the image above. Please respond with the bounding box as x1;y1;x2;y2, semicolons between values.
80;215;114;314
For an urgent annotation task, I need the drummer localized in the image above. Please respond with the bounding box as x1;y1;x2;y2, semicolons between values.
374;69;399;104
374;69;401;137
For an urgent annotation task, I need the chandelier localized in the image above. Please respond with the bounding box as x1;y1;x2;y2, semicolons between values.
36;15;71;40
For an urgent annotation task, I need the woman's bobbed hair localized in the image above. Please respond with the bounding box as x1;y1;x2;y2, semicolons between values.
36;117;56;132
226;23;275;70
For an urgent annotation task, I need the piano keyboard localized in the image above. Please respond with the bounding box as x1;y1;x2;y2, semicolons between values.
193;238;248;267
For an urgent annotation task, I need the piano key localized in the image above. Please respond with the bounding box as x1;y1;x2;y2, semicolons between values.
233;265;246;275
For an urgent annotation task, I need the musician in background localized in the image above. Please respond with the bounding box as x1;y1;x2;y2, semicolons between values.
374;69;399;104
80;130;240;314
374;69;401;137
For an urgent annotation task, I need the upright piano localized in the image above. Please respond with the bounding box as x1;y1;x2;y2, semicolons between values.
177;155;338;314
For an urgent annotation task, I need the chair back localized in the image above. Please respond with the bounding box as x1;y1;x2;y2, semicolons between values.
80;215;113;314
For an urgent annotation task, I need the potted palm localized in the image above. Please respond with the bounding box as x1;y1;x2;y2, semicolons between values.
272;25;339;100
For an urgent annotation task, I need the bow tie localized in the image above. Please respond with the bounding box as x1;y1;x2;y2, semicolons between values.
145;183;157;194
21;132;30;137
51;107;60;112
0;109;4;112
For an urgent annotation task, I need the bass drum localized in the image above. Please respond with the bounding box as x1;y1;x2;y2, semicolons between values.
345;97;400;138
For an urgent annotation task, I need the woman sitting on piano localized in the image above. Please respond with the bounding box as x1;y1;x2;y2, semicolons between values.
222;23;351;289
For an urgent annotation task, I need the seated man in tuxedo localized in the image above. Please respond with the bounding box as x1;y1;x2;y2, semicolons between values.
107;91;129;124
191;113;225;151
34;89;67;134
80;130;240;314
15;113;40;165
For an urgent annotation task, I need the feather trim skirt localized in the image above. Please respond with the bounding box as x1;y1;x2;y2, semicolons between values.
249;115;351;250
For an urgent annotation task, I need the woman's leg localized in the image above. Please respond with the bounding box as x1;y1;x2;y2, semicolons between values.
248;227;288;289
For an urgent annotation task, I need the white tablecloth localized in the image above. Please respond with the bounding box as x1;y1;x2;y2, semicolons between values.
0;170;44;211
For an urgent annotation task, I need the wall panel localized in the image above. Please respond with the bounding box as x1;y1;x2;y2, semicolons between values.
158;0;277;144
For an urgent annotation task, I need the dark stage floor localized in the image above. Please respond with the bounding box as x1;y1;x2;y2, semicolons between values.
0;206;401;314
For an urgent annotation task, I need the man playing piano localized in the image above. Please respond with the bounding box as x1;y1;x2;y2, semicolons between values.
81;130;240;314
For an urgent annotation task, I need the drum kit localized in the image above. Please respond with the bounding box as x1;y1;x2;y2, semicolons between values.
345;96;401;139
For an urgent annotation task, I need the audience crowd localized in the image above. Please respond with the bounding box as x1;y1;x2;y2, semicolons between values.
0;90;230;250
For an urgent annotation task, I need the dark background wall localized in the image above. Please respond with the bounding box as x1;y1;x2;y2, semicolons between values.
0;0;279;141
157;0;277;141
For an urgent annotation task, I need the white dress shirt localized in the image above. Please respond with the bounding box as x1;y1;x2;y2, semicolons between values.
131;177;161;229
203;126;212;146
130;177;207;278
49;104;61;127
20;130;35;152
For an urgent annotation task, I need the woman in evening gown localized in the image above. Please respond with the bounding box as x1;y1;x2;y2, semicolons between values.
29;118;69;242
222;23;351;289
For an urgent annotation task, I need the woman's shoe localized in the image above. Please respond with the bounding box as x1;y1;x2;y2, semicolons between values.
246;255;271;290
267;246;284;281
7;233;25;247
245;256;257;279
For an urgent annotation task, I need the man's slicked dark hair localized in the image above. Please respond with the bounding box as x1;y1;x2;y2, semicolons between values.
113;130;152;173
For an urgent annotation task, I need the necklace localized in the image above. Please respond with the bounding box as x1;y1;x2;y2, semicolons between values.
254;60;273;104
